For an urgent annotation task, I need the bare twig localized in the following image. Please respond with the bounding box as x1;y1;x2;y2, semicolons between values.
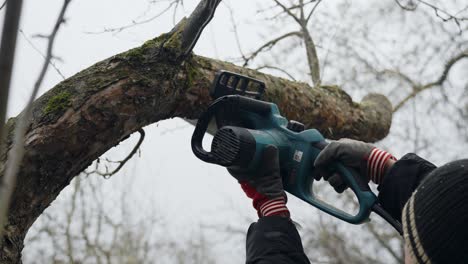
85;1;181;35
0;0;24;242
255;65;297;80
418;0;468;22
0;1;5;11
19;30;66;80
272;0;301;24
376;69;417;87
0;0;23;145
262;0;322;85
0;0;71;240
305;0;322;23
65;177;80;263
88;129;145;179
393;49;468;112
394;0;418;11
395;0;468;31
223;1;247;62
243;31;302;66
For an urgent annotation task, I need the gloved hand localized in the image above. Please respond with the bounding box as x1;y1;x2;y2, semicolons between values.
313;138;396;193
228;145;289;218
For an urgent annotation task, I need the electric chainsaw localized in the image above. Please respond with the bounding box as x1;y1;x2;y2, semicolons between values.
191;71;402;235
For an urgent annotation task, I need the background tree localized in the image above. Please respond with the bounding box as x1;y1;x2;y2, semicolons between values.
0;0;466;263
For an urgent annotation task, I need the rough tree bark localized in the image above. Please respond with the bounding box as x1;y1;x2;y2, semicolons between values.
0;0;392;262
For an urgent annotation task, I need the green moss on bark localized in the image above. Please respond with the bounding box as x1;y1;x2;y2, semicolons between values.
44;91;72;114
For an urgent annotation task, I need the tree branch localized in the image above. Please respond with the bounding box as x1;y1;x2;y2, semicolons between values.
243;31;303;66
255;65;297;81
393;49;468;112
0;0;70;254
272;0;302;24
178;0;221;59
0;0;23;145
19;29;66;80
395;0;468;32
376;69;417;87
268;0;321;86
301;26;321;86
305;0;322;24
87;129;145;179
85;1;182;35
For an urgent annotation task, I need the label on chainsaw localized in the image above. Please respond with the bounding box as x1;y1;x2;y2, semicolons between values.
293;150;303;162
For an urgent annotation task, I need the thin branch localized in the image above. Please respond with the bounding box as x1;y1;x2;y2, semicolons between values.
178;0;222;58
0;1;5;11
0;0;70;240
393;0;417;11
223;1;247;62
85;1;181;35
376;69;417;87
395;0;468;32
0;0;24;242
255;65;297;81
393;49;468;112
19;29;66;80
418;0;468;21
88;129;145;179
272;0;302;24
243;31;302;66
305;0;322;23
65;177;80;263
0;0;23;145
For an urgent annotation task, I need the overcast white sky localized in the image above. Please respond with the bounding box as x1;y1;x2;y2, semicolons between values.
1;0;467;262
2;1;326;262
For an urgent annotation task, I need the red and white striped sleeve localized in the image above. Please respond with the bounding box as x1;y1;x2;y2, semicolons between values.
259;196;290;217
367;148;397;184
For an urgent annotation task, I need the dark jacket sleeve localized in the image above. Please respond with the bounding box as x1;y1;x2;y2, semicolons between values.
377;153;437;222
246;216;310;264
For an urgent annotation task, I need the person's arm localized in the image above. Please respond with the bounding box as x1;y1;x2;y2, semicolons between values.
377;153;437;222
246;216;310;264
228;146;310;264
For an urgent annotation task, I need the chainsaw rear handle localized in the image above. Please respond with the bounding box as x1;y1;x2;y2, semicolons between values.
309;141;378;224
313;140;373;193
191;95;272;166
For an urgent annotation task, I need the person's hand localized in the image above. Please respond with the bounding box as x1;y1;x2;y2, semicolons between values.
228;145;289;218
313;138;395;193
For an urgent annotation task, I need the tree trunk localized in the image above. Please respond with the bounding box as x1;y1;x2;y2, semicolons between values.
0;6;392;263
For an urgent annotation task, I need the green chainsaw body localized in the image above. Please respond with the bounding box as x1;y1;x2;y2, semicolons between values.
191;71;402;233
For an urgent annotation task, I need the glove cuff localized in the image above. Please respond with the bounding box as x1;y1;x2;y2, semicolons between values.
240;181;290;218
367;148;397;184
258;196;289;218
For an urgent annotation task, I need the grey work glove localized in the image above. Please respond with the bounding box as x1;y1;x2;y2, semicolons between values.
228;145;284;199
313;138;374;193
228;145;289;217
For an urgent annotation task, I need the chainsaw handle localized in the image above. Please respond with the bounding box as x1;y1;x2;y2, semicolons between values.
191;95;271;166
308;141;377;224
331;164;402;234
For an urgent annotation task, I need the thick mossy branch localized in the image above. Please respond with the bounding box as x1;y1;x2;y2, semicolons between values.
179;55;392;141
0;13;391;262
